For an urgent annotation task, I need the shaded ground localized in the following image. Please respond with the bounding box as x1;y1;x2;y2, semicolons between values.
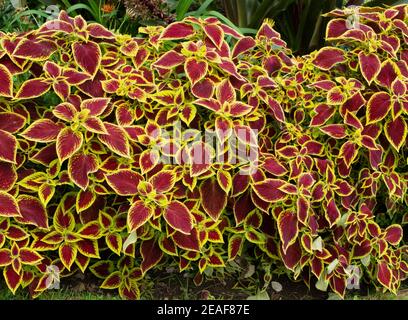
1;270;407;300
149;274;327;300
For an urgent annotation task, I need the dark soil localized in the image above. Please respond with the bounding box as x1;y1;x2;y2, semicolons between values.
50;270;408;300
57;271;328;300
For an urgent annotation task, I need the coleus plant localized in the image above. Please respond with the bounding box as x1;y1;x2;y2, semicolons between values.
0;5;406;300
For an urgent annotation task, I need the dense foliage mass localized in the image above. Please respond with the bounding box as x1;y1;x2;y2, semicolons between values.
0;5;406;299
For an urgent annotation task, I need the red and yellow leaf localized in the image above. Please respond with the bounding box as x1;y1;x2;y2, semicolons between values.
68;153;98;190
16;195;48;229
366;92;392;124
21;119;63;143
0;192;20;217
0;130;17;164
16;79;51;99
72;41;101;76
106;169;142;196
140;238;163;274
56;128;83;163
199;178;227;221
163;201;194;235
128;200;154;232
312;47;345;70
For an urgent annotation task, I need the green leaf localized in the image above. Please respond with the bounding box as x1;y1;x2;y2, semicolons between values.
8;9;50;27
249;0;298;28
247;290;270;300
365;0;406;6
327;258;339;274
203;266;214;277
315;275;329;292
204;10;255;34
188;0;215;16
66;3;95;15
176;0;195;20
243;264;255;278
311;236;323;252
123;230;137;252
361;255;371;267
327;292;342;300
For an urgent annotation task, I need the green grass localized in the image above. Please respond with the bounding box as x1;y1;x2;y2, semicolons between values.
3;287;407;300
348;289;408;300
39;290;120;300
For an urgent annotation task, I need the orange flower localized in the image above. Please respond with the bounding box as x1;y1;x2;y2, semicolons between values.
101;3;115;14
